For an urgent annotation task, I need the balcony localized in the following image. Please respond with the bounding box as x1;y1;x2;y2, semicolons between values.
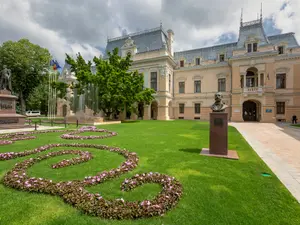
243;86;264;96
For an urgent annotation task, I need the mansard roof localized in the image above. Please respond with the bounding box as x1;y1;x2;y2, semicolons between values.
268;32;299;48
237;19;269;48
174;42;237;63
174;19;299;63
104;26;170;58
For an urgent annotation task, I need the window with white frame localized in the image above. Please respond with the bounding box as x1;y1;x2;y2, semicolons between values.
194;80;201;93
218;78;226;92
179;82;185;93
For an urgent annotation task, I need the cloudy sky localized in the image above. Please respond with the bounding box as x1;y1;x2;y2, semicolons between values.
0;0;299;66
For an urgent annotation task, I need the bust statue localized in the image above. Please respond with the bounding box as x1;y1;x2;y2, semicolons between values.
211;92;228;112
0;65;12;92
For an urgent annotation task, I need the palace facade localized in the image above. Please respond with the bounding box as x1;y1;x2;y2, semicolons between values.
58;15;300;123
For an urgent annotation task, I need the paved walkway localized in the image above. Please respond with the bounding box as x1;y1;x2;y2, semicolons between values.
0;126;64;134
230;122;300;203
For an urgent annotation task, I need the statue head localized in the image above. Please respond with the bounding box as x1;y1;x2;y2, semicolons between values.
214;92;223;103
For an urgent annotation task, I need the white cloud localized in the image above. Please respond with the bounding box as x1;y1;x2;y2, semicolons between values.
0;0;299;64
0;0;101;64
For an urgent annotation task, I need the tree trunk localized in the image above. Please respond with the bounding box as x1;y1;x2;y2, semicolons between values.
19;92;26;115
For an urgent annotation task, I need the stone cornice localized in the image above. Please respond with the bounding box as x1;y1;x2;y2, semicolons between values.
174;62;229;72
275;54;300;61
229;51;278;61
132;54;177;67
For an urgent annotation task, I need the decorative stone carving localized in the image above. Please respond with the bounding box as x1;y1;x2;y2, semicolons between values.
192;75;203;80
159;66;167;78
216;73;227;79
176;77;187;81
276;67;290;74
211;92;228;112
122;37;135;48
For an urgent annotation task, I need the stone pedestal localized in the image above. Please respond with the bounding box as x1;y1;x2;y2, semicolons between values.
0;90;26;129
201;112;239;160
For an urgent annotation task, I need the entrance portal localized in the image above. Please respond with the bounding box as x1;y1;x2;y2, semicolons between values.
243;100;260;122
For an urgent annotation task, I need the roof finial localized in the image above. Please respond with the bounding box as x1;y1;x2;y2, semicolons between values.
240;8;243;27
260;2;263;21
160;20;162;29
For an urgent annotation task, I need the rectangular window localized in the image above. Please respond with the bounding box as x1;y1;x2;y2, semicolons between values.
276;102;285;114
253;43;257;52
179;104;184;114
195;58;200;65
150;72;157;91
247;43;252;53
179;82;185;93
260;73;264;86
276;73;286;89
219;54;225;62
278;46;284;54
218;78;226;92
180;60;184;67
195;103;201;114
194;80;201;93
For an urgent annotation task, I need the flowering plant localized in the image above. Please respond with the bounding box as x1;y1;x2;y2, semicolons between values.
1;126;183;219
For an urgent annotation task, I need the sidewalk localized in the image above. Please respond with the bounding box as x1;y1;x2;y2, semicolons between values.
230;122;300;203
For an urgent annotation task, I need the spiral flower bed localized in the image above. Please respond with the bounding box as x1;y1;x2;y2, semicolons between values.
0;126;116;145
61;126;117;140
0;127;183;219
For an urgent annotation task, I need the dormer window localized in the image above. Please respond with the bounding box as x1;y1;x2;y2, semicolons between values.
247;44;252;53
278;46;284;54
195;58;200;65
180;60;184;67
219;54;225;62
247;43;258;53
253;43;257;52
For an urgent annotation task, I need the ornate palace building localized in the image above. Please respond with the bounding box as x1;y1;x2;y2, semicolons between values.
59;14;300;123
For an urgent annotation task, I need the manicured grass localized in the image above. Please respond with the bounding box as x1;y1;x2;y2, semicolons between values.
1;120;300;225
292;124;300;128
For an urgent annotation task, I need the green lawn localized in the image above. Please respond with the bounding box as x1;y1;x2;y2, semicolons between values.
292;124;300;128
1;120;300;225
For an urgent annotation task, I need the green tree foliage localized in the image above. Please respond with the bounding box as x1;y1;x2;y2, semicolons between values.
0;39;51;114
64;48;154;118
26;81;48;115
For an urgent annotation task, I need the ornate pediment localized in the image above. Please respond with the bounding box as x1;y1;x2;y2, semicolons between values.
276;67;290;74
192;75;203;80
246;35;260;43
121;37;136;49
176;76;187;81
216;73;228;79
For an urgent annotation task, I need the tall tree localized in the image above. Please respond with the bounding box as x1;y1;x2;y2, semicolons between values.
64;48;154;118
0;39;51;114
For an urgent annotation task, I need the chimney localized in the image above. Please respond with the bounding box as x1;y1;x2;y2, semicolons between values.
167;29;174;56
